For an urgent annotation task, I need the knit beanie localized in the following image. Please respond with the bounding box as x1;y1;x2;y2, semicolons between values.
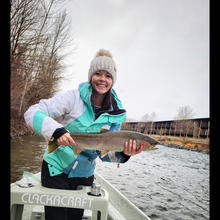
88;49;117;86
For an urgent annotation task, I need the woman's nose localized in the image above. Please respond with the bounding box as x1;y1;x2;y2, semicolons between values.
99;74;106;80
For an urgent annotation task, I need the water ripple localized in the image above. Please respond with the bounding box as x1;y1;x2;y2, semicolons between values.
96;145;209;220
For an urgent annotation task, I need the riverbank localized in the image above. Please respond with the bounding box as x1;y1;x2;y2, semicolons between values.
150;134;209;154
10;113;34;138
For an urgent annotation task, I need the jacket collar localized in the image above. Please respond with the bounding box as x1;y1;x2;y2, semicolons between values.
78;82;126;117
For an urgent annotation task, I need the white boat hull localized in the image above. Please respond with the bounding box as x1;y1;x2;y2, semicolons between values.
10;172;151;220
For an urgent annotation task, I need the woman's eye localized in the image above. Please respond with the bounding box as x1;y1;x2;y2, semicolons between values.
94;71;112;79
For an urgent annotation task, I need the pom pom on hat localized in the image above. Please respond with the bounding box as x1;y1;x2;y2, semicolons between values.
88;49;117;86
95;49;113;58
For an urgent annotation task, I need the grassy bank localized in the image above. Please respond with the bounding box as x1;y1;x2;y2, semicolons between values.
151;134;209;153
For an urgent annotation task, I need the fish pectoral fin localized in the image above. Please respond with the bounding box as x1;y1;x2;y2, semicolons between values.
100;128;110;133
101;150;109;158
139;141;150;147
73;147;82;156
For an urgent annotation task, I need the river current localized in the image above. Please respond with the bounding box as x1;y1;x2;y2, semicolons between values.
10;136;209;220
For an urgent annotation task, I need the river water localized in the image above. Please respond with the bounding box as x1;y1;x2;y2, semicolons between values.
10;136;209;220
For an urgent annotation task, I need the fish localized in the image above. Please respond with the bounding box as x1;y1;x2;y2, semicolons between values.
48;129;159;157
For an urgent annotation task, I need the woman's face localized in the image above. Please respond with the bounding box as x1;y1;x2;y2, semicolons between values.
91;70;113;95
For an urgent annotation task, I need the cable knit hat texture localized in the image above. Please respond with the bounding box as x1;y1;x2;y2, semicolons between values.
88;49;117;86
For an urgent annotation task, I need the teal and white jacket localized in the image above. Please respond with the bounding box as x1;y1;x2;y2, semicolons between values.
24;82;128;178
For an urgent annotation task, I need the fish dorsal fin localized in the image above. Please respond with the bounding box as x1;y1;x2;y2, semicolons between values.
100;128;110;133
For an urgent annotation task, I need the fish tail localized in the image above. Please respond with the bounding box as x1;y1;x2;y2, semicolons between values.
73;146;82;156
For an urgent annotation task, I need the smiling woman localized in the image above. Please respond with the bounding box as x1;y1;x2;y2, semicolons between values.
89;49;116;111
24;48;146;220
91;70;113;96
90;70;113;110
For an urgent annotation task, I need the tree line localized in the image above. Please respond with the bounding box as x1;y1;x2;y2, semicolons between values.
127;105;195;123
10;0;74;137
125;105;210;139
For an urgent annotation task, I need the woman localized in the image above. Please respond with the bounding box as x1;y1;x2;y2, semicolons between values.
24;49;144;220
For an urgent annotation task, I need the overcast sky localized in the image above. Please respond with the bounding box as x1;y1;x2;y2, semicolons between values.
57;0;209;121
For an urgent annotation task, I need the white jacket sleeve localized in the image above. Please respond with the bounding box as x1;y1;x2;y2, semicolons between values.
24;90;76;140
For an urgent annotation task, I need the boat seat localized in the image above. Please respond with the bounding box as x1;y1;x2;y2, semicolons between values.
29;205;93;220
10;173;109;220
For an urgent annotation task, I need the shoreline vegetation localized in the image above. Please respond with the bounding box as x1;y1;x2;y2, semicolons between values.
151;134;209;154
11;0;75;139
10;113;35;138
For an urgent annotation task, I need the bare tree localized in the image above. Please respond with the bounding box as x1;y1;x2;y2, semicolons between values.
141;113;150;122
174;105;195;137
24;10;73;107
10;0;75;136
141;112;157;122
175;105;195;120
18;0;56;116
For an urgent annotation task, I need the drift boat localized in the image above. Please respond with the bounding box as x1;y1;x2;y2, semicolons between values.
11;172;151;220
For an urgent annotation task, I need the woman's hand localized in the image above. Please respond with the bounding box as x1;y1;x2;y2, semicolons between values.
123;139;144;156
57;132;77;147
